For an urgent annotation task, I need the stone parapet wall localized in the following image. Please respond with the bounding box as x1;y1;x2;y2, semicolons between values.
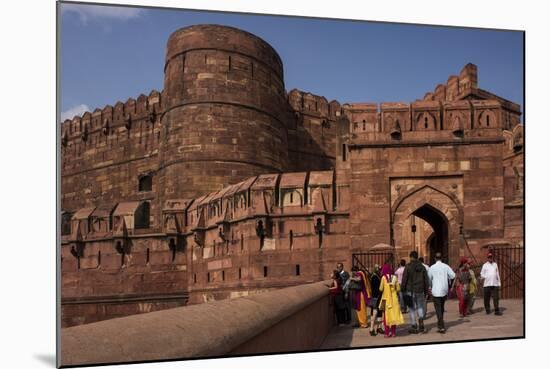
61;281;333;366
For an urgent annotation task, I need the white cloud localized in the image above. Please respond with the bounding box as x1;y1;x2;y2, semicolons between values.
61;104;90;121
61;3;144;25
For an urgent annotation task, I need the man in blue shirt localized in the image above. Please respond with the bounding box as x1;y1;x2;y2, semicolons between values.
428;252;456;333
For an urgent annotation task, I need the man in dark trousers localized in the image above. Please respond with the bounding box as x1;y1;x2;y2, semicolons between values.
428;252;456;333
401;250;430;333
480;252;502;315
336;262;351;324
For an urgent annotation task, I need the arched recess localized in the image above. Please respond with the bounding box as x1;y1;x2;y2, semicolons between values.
502;130;514;152
512;124;524;152
415;111;436;131
478;109;498;128
392;185;463;265
282;190;303;207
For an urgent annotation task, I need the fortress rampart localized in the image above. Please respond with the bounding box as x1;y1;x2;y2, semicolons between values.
159;25;291;201
60;24;524;327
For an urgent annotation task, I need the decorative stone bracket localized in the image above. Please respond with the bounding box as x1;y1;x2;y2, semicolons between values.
81;125;88;142
124;114;132;130
192;229;205;247
255;218;272;250
102;119;110;135
256;219;265;239
62;130;68;147
147;111;157;125
70;242;85;259
217;219;230;242
168;235;187;261
313;216;327;248
390;119;401;140
114;238;130;255
451;116;464;138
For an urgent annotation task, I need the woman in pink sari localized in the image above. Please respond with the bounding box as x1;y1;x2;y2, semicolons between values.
453;257;472;317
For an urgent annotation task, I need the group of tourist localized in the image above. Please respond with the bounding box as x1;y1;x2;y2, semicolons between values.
329;250;502;337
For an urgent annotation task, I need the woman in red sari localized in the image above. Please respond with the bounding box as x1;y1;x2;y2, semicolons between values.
453;257;472;317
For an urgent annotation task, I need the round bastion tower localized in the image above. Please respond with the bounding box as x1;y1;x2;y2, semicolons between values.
159;24;289;200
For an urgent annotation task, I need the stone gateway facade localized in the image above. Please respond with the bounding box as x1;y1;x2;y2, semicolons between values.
60;24;524;327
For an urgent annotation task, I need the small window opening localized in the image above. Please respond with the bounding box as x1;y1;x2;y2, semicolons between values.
135;201;150;229
138;175;152;192
424;117;428;129
61;213;72;235
241;234;244;252
170;238;177;262
194;273;197;284
222;270;225;281
289;230;294;249
146;248;150;264
207;272;211;283
296;264;301;276
342;144;347;162
98;251;101;267
486;115;490;127
290;192;294;204
239;268;242;280
264;266;268;277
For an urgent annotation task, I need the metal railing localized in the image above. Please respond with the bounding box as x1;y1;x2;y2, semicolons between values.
352;251;395;272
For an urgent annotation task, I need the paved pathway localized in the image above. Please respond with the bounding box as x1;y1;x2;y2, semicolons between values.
321;299;524;349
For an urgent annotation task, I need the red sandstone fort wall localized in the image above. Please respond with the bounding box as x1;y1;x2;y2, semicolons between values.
61;91;163;229
287;89;343;171
345;99;509;265
502;125;524;245
59;23;524;327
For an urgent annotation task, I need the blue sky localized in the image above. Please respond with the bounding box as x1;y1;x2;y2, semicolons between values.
59;3;524;121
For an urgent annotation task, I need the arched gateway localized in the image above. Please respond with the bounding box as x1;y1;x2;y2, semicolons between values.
391;185;463;266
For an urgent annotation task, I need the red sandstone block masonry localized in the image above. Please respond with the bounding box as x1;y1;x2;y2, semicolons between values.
60;24;524;327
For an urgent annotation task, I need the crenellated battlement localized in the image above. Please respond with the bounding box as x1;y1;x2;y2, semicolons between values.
419;63;521;122
285;89;344;172
345;98;505;137
287;88;342;120
61;90;162;143
420;63;478;102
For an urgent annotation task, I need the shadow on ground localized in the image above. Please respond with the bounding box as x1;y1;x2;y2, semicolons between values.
33;353;56;367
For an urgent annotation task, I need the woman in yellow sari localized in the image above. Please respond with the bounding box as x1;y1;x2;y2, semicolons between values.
379;263;404;337
350;266;372;328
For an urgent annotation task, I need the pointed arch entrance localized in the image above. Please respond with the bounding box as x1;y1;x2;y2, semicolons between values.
391;185;463;266
412;204;449;264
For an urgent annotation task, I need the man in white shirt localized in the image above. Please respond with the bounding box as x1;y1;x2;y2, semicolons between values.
427;252;456;333
480;252;502;316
